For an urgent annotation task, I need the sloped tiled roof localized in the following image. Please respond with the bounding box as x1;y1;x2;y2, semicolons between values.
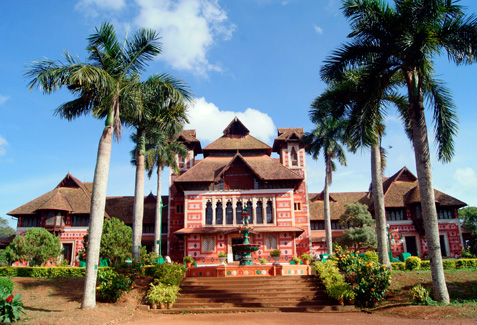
308;191;369;220
8;173;96;216
105;194;169;224
203;135;271;152
272;128;304;152
174;154;303;183
176;129;202;154
405;186;466;207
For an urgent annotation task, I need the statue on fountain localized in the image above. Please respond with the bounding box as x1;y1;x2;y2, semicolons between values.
232;207;260;265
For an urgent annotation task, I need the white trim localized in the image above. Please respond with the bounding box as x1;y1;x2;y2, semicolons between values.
435;219;461;224
439;232;450;258
65;227;89;231
402;233;420;256
387;220;413;225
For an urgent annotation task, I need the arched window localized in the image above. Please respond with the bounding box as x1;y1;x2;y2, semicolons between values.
291;147;298;166
205;201;213;225
256;201;263;224
246;201;253;223
266;200;274;224
226;201;233;224
216;202;223;224
236;202;243;224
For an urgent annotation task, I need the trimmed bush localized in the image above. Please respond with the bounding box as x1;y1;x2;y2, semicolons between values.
152;262;186;286
455;259;477;269
311;261;355;302
410;284;430;304
0;267;110;278
442;259;455;270
420;260;430;270
391;262;405;271
405;256;421;270
0;277;14;295
364;251;379;263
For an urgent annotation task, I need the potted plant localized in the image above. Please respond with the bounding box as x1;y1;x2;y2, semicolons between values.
163;284;180;309
183;256;194;267
301;253;311;265
259;258;267;265
270;249;281;264
218;252;227;264
291;256;301;265
145;282;165;309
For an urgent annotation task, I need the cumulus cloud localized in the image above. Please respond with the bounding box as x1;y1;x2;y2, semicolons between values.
75;0;126;16
134;0;235;75
313;24;323;35
0;95;9;106
186;97;276;144
0;136;8;156
453;167;477;188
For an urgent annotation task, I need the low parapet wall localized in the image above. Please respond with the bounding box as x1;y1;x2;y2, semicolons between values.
186;264;310;277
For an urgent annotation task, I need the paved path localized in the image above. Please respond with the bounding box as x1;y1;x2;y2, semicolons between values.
118;311;476;324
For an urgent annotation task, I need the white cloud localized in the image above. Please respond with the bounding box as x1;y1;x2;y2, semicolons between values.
385;114;401;124
313;24;323;35
0;95;9;106
0;136;7;156
75;0;126;16
134;0;235;75
186;97;276;144
453;167;477;188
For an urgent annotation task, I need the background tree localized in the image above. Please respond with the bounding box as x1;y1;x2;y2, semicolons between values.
321;0;477;303
303;110;348;255
25;22;161;309
459;207;477;256
83;217;132;264
126;73;192;260
337;203;377;252
0;218;15;238
7;228;62;266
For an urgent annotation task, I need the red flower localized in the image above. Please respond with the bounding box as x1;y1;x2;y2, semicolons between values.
6;295;13;303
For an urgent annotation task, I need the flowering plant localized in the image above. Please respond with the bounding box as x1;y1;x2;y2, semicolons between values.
96;269;133;303
0;291;25;323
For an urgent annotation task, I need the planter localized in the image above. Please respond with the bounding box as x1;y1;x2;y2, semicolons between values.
219;257;227;264
167;302;173;309
159;302;166;309
303;259;309;265
186;262;192;268
272;256;280;264
151;303;157;310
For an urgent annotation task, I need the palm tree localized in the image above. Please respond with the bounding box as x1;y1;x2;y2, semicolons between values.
125;73;192;260
303;110;348;255
25;22;161;309
144;131;188;256
321;0;477;303
317;69;408;268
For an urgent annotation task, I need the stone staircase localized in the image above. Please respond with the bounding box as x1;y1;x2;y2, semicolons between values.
161;275;353;313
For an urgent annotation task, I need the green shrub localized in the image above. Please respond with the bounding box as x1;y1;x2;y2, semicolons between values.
460;248;476;259
291;256;300;264
146;282;180;305
142;252;162;266
0;291;25;323
152;262;186;286
96;269;132;303
405;256;421;270
218;252;227;258
420;260;430;270
259;258;267;264
352;259;391;308
270;250;281;257
442;259;455;270
391;262;405;271
113;260;144;281
333;245;358;274
410;284;430;304
0;278;14;296
7;228;62;266
311;261;355;302
183;256;194;263
301;253;311;261
364;251;379;263
0;266;111;278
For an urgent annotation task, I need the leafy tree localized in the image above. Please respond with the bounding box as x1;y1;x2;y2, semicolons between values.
337;203;377;251
25;22;161;308
0;218;15;238
459;206;477;234
83;217;132;264
125;74;192;260
321;0;477;304
7;228;62;266
303;109;348;255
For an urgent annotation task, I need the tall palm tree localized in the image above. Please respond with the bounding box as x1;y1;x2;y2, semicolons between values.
25;22;161;309
303;111;348;255
318;69;408;268
144;131;188;255
125;73;192;260
321;0;477;303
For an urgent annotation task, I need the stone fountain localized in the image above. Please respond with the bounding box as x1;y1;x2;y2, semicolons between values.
232;207;260;265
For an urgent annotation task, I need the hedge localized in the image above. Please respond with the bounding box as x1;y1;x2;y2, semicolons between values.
0;267;108;278
392;258;477;271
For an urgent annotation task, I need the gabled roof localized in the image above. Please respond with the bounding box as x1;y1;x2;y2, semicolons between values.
105;195;168;224
308;192;370;220
7;173;104;216
272;127;304;152
174;154;303;184
176;129;202;154
405;186;466;207
222;117;250;136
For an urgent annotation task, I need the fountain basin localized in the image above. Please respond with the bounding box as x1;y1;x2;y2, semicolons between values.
232;244;260;252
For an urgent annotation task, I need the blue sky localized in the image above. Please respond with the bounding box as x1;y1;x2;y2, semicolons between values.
1;0;477;229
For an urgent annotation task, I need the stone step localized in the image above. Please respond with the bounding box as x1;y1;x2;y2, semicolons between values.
172;300;333;308
175;296;329;304
182;275;316;283
180;286;324;294
178;290;325;298
152;305;356;314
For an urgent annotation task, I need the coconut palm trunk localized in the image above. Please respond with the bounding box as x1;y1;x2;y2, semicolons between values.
82;125;113;309
324;155;333;255
408;81;449;303
132;130;146;260
153;165;163;255
371;142;390;267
